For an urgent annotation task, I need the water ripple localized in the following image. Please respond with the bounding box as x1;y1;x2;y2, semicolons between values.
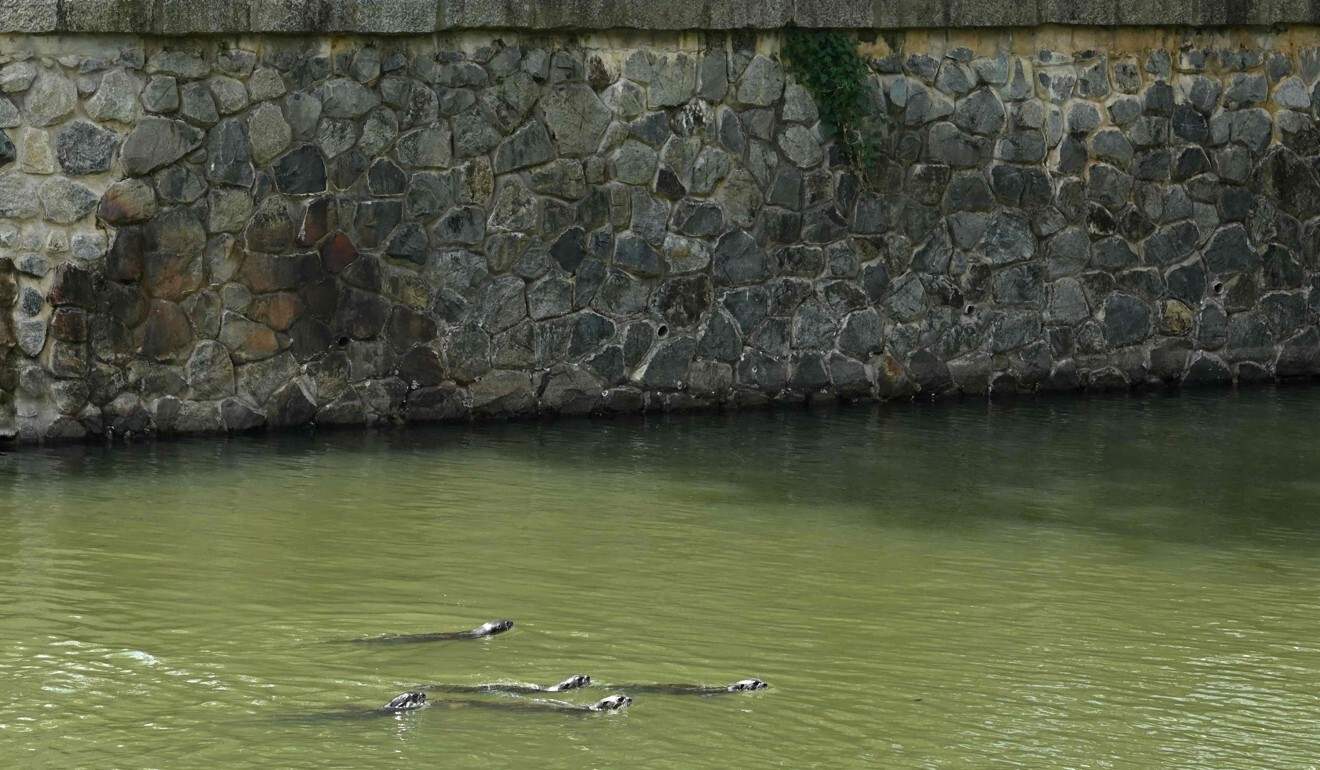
4;390;1320;766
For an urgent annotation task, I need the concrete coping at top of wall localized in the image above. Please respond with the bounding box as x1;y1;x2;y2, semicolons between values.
4;0;1320;35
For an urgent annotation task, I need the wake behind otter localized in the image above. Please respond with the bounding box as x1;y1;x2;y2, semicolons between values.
342;619;514;645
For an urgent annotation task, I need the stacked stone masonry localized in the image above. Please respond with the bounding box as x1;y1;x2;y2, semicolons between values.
1;31;1319;441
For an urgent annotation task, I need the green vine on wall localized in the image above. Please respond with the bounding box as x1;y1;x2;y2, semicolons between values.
781;27;889;184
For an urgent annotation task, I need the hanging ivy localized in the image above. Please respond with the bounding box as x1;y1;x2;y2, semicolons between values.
781;27;889;183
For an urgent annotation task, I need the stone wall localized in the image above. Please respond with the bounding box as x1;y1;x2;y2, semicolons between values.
1;28;1319;441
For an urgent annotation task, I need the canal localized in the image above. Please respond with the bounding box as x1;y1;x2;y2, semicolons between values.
3;388;1320;767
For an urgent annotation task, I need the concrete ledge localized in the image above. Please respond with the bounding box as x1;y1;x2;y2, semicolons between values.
1;0;1315;34
0;0;58;33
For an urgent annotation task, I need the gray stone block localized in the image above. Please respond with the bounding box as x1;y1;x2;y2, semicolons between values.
792;0;870;26
736;56;784;107
649;54;698;109
153;0;248;34
493;122;555;173
62;0;153;32
0;0;56;31
544;84;612;156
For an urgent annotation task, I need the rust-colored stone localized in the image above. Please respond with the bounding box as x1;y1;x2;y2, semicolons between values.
0;350;17;391
319;231;359;274
219;311;280;363
51;308;88;342
251;292;303;331
298;196;337;247
300;276;339;322
139;299;195;361
146;206;207;254
89;316;135;365
244;197;294;254
386;305;438;349
98;282;148;328
50;265;96;309
106;227;146;283
0;258;16;308
46;340;89;378
239;252;277;293
143;252;205;301
241;251;319;293
341;255;382;292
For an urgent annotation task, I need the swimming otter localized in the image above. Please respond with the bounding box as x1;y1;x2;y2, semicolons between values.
270;692;432;723
277;690;627;724
447;693;631;713
610;678;768;695
416;675;592;694
584;695;632;712
354;619;514;644
381;692;429;712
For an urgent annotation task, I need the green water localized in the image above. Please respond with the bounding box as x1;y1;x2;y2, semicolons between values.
3;389;1320;768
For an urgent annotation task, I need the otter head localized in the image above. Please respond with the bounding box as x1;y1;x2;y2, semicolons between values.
727;679;768;692
479;620;514;635
590;695;631;711
383;692;428;711
551;675;591;692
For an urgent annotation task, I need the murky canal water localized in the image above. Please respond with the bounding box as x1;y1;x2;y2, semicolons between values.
3;389;1320;768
